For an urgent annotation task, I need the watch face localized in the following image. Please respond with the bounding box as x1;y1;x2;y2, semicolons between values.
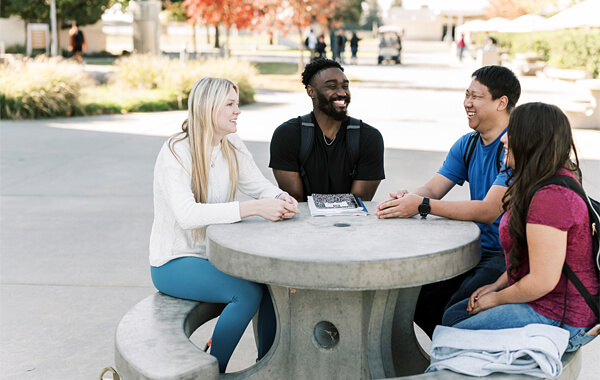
418;203;430;216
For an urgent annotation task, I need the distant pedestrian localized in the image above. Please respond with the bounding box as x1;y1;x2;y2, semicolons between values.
314;34;327;61
350;32;361;65
337;30;347;63
457;34;466;61
306;29;318;61
483;36;497;52
68;22;86;64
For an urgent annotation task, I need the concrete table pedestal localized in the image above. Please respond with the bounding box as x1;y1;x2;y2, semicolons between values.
207;202;480;379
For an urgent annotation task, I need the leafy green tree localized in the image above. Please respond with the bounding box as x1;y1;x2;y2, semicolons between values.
336;0;363;28
1;0;110;26
362;0;382;29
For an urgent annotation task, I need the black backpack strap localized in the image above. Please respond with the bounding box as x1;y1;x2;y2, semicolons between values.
495;142;504;172
463;132;480;171
564;262;599;319
298;114;314;195
346;117;361;178
463;132;503;176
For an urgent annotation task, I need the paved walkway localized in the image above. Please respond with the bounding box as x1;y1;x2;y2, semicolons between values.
1;44;598;379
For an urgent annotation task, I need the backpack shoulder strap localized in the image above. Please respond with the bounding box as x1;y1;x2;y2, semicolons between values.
495;142;504;173
346;117;361;178
463;132;480;169
298;114;314;195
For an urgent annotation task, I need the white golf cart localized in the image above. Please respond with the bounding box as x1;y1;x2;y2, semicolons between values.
377;25;402;64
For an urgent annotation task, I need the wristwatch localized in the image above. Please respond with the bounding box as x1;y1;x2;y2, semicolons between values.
418;197;431;218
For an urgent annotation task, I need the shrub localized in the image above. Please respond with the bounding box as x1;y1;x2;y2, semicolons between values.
549;30;600;77
497;30;600;77
112;55;257;105
0;57;91;120
1;54;259;120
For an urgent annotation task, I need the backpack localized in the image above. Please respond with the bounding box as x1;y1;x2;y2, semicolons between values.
463;131;504;175
75;30;84;46
297;113;361;196
304;37;309;48
530;175;600;322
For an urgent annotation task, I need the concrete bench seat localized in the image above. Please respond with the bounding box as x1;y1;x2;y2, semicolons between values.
560;79;600;130
543;67;593;82
114;292;581;380
115;292;225;380
386;349;581;380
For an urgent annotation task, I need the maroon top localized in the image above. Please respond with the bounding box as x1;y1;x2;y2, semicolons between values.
500;168;599;328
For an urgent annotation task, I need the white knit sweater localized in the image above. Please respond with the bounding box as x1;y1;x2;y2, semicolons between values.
149;134;282;266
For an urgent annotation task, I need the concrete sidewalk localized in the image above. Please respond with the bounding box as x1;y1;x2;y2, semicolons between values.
1;46;599;379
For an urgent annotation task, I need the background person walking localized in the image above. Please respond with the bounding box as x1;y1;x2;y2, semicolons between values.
68;22;86;64
350;32;361;65
457;34;466;62
314;34;327;60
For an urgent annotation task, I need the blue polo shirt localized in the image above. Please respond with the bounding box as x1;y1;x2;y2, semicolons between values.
438;130;508;252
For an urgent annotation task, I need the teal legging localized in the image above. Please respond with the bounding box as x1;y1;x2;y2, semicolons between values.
151;257;276;373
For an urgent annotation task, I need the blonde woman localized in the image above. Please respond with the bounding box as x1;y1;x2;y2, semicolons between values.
149;77;299;372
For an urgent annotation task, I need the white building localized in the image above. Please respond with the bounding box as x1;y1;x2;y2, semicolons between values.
384;0;487;41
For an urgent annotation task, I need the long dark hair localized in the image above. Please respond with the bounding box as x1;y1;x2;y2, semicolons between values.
502;102;579;279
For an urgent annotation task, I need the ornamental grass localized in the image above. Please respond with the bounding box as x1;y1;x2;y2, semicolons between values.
112;55;257;106
1;56;90;120
1;54;258;120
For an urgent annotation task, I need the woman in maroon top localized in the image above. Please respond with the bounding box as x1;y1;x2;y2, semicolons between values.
443;102;598;352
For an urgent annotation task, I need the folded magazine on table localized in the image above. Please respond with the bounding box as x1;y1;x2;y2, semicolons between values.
307;193;368;216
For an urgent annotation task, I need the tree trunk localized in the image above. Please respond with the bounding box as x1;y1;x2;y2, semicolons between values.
225;26;230;58
57;17;62;56
298;24;304;74
192;22;198;54
24;21;29;56
214;24;220;49
206;25;211;45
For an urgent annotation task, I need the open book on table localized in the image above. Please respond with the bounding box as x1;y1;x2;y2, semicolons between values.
307;193;369;216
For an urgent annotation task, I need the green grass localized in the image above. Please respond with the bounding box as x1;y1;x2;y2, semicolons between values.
253;62;299;75
84;59;115;66
248;61;303;92
81;86;184;115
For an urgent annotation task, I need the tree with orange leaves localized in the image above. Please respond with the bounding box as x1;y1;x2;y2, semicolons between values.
260;0;347;72
486;0;557;19
182;0;358;71
182;0;259;51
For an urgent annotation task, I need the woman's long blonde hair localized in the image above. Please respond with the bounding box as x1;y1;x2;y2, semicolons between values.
170;77;240;241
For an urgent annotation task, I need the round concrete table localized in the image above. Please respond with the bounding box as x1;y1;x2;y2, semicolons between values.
207;202;480;379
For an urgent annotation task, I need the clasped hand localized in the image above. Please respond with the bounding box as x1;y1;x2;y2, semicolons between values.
467;284;499;315
375;189;422;219
259;194;300;222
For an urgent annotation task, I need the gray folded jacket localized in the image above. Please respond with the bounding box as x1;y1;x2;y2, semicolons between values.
426;324;569;379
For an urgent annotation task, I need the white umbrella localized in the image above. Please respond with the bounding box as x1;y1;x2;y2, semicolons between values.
542;0;600;30
456;19;486;34
479;17;510;32
498;14;548;33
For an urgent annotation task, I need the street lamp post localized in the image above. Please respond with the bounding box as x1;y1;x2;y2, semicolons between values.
50;0;58;56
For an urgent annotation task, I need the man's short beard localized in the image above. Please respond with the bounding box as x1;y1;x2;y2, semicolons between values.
317;92;349;121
